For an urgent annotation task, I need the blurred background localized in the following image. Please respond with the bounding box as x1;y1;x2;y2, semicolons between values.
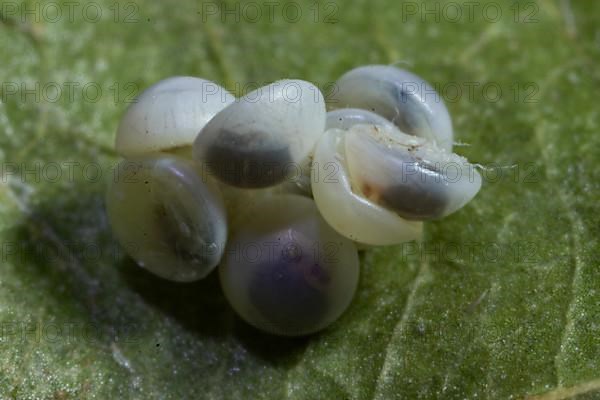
0;0;599;398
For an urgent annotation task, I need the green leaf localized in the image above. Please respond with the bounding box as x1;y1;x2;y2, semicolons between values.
1;0;599;398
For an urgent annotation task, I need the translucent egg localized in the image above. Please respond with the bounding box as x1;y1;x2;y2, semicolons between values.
328;65;454;151
193;79;326;188
344;124;481;220
115;76;235;157
311;128;423;245
106;154;227;281
220;194;359;336
312;124;481;243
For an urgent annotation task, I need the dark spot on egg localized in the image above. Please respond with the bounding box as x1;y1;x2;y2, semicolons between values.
378;160;449;220
154;203;215;268
249;248;330;333
362;182;374;199
388;83;432;137
205;129;292;188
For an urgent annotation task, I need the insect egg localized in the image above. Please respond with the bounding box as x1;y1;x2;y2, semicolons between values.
311;127;423;245
106;154;227;282
312;123;481;239
328;65;454;151
219;194;359;336
115;76;235;157
193;79;326;188
343;124;481;220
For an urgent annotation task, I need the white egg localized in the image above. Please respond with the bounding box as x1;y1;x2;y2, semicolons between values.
220;194;359;336
115;76;235;156
311;127;423;245
328;65;454;151
193;79;326;188
106;154;227;281
343;124;481;220
312;124;480;242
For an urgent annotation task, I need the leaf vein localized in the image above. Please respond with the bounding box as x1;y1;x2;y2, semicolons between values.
533;66;587;387
372;258;430;399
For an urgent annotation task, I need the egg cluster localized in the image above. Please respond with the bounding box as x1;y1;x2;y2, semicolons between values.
106;65;482;336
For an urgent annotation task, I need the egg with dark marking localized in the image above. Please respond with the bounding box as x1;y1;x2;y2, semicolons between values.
219;194;359;336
